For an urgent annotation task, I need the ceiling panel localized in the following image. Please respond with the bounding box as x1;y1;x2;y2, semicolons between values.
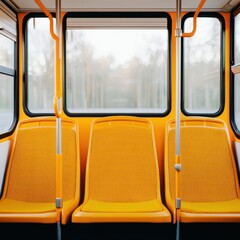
7;0;235;12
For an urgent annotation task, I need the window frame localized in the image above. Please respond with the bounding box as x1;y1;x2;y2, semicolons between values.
181;12;225;117
23;13;55;117
63;12;172;117
230;5;240;138
0;2;18;139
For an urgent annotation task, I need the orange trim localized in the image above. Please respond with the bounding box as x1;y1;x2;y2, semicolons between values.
182;0;206;38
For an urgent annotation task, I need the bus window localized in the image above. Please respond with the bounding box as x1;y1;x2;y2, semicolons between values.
0;74;14;134
182;14;223;116
0;5;16;135
64;13;171;116
235;74;240;131
234;13;240;65
0;34;14;69
234;13;240;132
25;17;54;114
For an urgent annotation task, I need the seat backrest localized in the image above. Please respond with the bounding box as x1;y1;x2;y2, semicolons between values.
2;118;79;203
84;116;161;203
165;118;240;203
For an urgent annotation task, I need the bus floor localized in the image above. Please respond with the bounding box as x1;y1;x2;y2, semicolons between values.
0;222;239;239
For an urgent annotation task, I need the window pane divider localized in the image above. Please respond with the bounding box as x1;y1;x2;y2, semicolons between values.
0;65;15;76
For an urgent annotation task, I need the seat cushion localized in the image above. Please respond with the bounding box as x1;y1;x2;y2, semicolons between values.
182;199;240;213
0;199;59;223
72;199;171;223
81;199;164;213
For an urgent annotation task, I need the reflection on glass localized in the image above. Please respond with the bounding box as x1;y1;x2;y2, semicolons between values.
27;18;54;113
235;13;240;64
66;28;168;113
0;34;14;69
0;74;14;133
235;74;240;131
183;17;221;114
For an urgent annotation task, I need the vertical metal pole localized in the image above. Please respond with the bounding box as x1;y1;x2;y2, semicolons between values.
175;1;182;240
56;0;61;37
56;115;62;155
56;2;62;240
176;0;181;157
176;0;182;204
56;0;62;59
57;222;62;240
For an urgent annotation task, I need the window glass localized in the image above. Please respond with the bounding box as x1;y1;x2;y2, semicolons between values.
235;74;240;131
0;74;14;134
0;34;14;69
66;18;169;114
0;6;16;135
234;13;240;131
235;13;240;64
183;17;221;114
27;18;54;113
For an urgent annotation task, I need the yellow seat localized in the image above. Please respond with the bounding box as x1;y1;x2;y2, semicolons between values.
165;117;240;223
72;116;171;223
0;117;80;224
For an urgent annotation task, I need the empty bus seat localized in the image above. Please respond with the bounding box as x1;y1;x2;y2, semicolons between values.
165;117;240;223
0;117;80;224
72;116;171;223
